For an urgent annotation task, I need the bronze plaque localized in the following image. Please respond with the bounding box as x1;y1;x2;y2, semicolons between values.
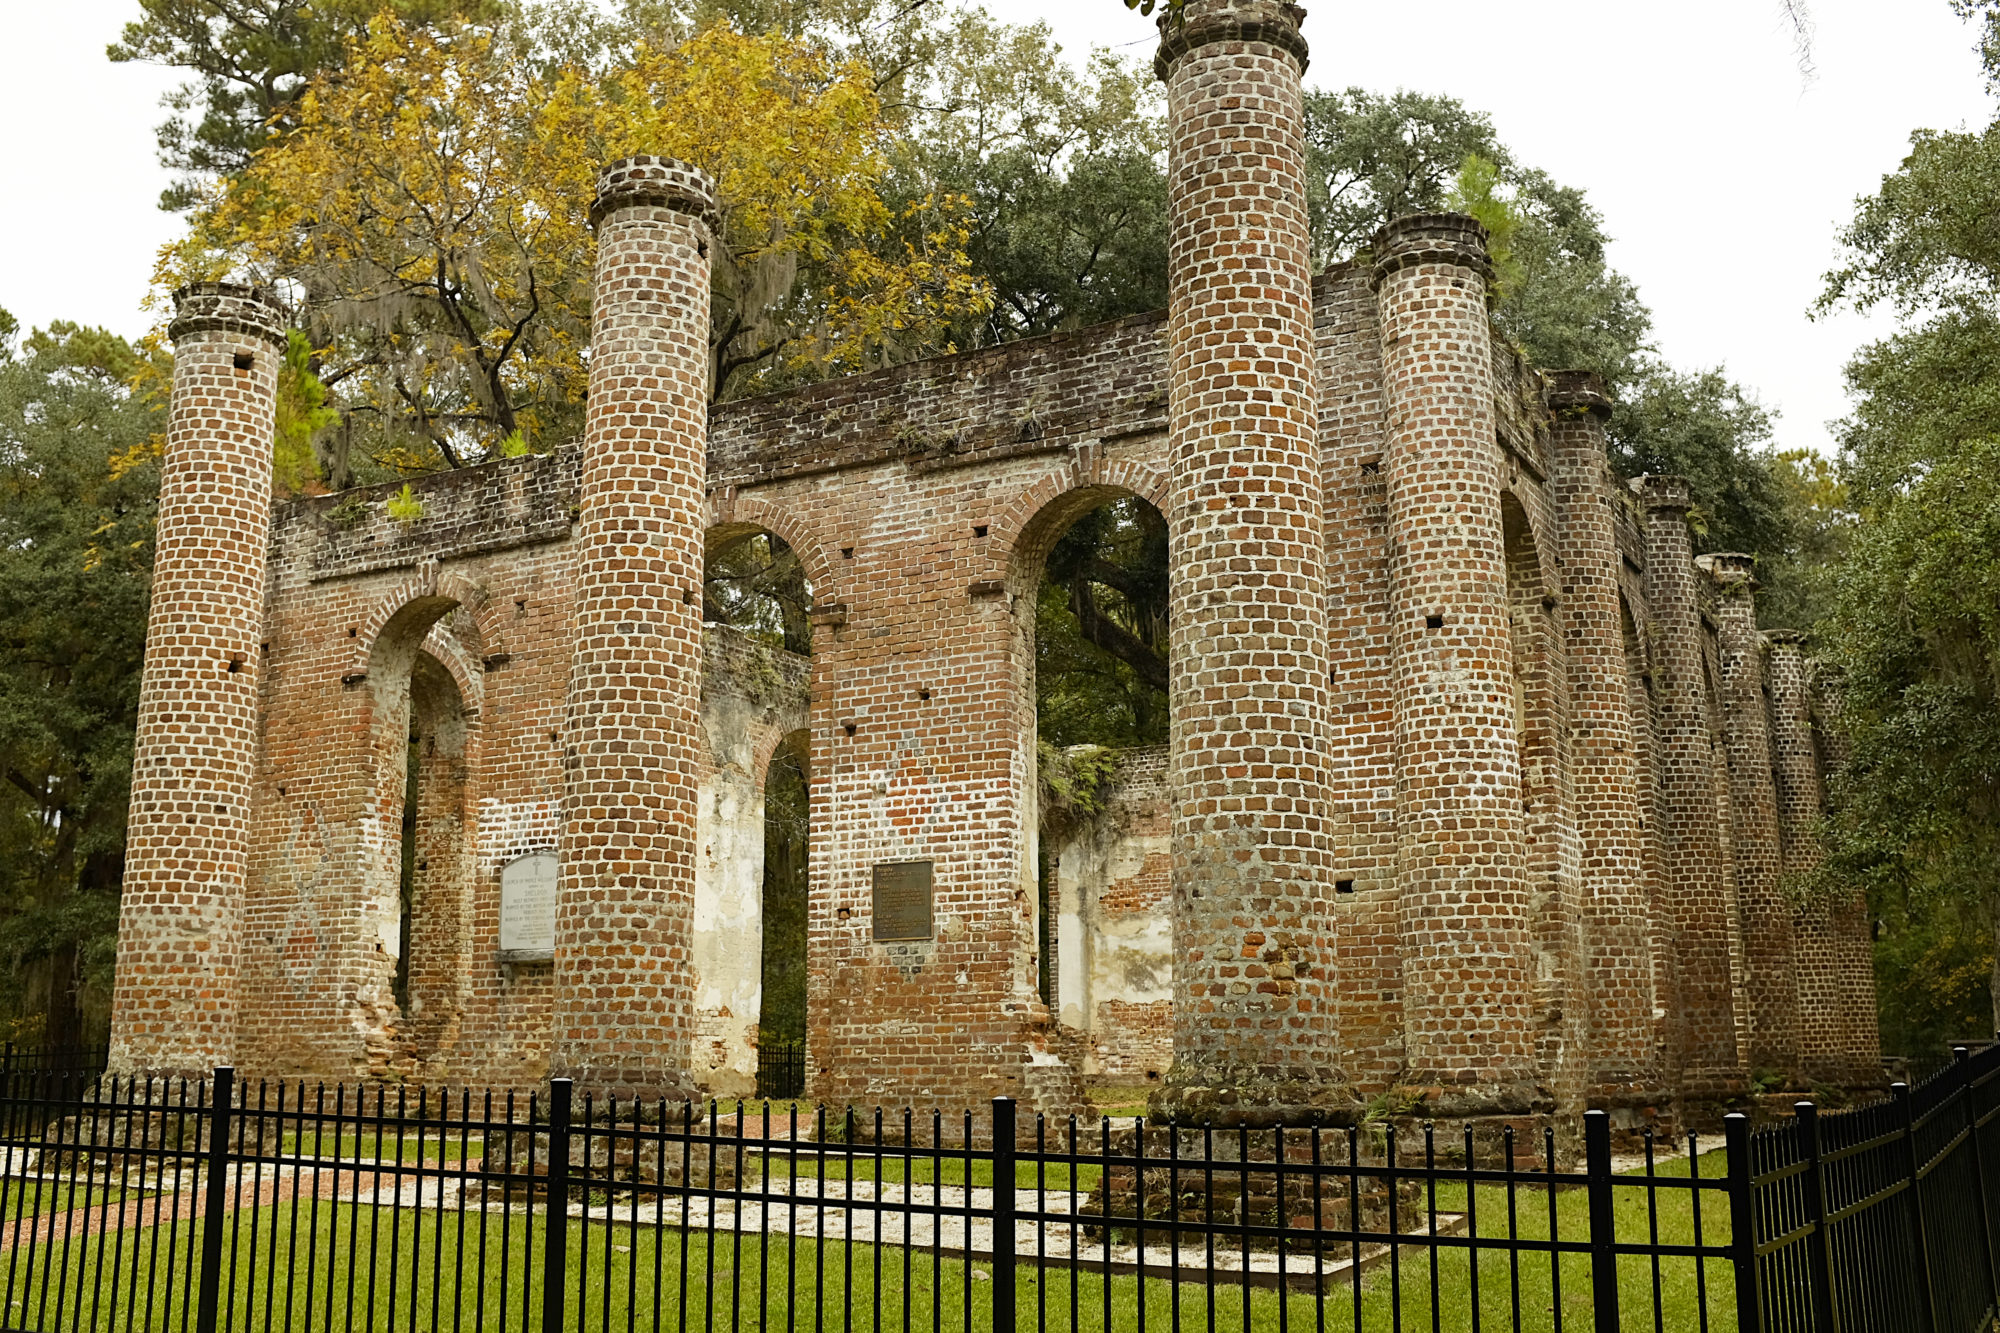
872;861;934;941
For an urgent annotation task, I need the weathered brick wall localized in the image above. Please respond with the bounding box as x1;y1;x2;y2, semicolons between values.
1049;748;1173;1086
110;284;287;1077
692;629;809;1096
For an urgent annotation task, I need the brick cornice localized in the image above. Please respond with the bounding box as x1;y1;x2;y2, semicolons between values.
1547;369;1614;422
590;155;721;233
168;282;287;348
1367;213;1493;289
1154;2;1309;81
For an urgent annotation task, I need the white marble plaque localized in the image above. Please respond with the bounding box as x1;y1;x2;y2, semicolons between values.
499;851;559;959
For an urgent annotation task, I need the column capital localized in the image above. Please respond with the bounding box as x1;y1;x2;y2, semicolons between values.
1547;370;1614;421
591;156;719;232
1700;551;1759;592
1635;473;1694;513
1368;213;1493;289
169;283;287;349
1155;0;1309;81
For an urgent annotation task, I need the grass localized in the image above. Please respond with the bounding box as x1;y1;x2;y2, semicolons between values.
0;1149;1737;1332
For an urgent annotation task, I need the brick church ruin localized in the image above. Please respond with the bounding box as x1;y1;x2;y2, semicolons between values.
106;0;1880;1128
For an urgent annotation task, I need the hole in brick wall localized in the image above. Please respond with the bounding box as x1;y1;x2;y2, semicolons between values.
843;723;857;736
515;599;526;612
1145;1069;1160;1081
1360;458;1381;475
549;731;560;743
1336;879;1356;894
697;239;708;259
973;525;988;538
918;688;930;701
232;351;254;371
1426;614;1444;629
349;628;358;638
226;654;244;673
841;547;854;559
278;786;286;796
260;642;270;655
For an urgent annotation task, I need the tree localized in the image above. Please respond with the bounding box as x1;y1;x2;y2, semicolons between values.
0;315;164;1047
1813;0;2000;1045
108;0;495;211
170;14;988;476
1036;498;1170;752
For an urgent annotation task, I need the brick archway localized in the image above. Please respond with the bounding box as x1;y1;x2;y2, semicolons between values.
705;491;840;605
351;562;505;686
990;455;1170;595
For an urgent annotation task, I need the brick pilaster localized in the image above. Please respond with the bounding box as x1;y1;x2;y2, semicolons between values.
1706;556;1799;1080
1372;215;1545;1118
1151;0;1349;1124
1638;476;1746;1098
552;158;717;1102
109;284;286;1077
1547;373;1658;1107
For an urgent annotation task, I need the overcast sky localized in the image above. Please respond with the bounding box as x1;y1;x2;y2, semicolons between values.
3;1;1992;458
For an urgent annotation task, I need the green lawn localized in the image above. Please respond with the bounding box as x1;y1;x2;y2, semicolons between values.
0;1152;1734;1331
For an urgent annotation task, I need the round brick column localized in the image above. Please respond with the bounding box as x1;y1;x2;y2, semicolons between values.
1150;0;1349;1125
552;158;717;1102
1547;373;1659;1106
1371;215;1545;1117
108;284;286;1077
1706;555;1800;1080
1638;475;1746;1099
1769;637;1879;1087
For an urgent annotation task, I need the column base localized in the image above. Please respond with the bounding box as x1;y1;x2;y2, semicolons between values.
548;1058;702;1110
1147;1061;1360;1128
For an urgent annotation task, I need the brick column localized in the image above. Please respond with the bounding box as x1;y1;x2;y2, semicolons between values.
553;158;716;1102
1770;637;1879;1086
1638;476;1745;1098
1372;215;1544;1118
1151;0;1349;1124
1707;556;1799;1082
1547;373;1657;1107
108;284;285;1077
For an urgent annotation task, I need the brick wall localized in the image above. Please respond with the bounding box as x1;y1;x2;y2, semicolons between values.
1049;748;1173;1086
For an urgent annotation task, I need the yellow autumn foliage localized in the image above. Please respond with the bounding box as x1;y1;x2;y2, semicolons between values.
165;13;988;476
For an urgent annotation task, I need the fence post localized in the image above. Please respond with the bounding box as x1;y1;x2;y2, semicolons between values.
1725;1113;1762;1333
1954;1045;2000;1314
541;1078;573;1333
1797;1101;1841;1333
193;1066;235;1333
991;1097;1017;1333
1894;1083;1939;1333
1584;1110;1620;1330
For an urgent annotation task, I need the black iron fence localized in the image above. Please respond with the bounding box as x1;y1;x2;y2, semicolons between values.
757;1042;807;1102
0;1051;1988;1331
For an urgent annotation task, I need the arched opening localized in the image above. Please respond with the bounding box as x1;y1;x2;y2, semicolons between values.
758;729;811;1098
704;526;813;655
395;652;472;1057
1014;486;1172;1086
364;598;479;1070
1503;494;1567;1073
1501;494;1552;816
697;522;814;1096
